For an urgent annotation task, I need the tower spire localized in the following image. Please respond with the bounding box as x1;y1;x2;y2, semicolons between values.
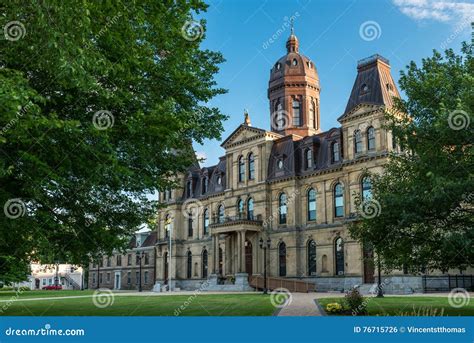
290;17;294;35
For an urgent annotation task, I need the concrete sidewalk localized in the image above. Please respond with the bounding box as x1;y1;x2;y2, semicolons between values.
277;293;323;316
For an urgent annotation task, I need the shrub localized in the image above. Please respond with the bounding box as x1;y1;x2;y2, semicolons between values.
326;302;343;314
344;288;367;315
18;286;30;292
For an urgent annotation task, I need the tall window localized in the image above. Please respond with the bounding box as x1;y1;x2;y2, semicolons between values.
279;242;287;277
188;213;193;237
202;250;208;278
144;253;149;265
203;209;209;235
332;142;340;163
305;149;312;169
307;240;316;276
276;101;284;130
186;180;192;197
334;183;344;218
164;214;171;238
238;156;245;182
307;188;316;221
116;255;122;266
218;205;225;223
335;237;344;275
248;153;255;180
361;176;372;201
186;251;192;279
279;193;287;224
309;101;315;129
166;189;172;200
202;177;208;194
367;127;375;151
237;199;244;219
292;100;301;126
127;254;131;266
247;198;254;220
354;130;362;154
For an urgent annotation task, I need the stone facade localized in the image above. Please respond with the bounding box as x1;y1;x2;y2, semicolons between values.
152;33;409;292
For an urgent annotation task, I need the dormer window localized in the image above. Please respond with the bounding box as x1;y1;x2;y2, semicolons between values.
276;62;281;70
202;177;208;194
186;180;192;198
360;84;370;94
292;58;298;66
332;141;340;163
277;159;284;170
217;175;222;185
307;61;312;68
305;149;312;169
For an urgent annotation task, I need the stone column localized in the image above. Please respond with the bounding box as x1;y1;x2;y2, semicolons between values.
212;234;217;274
241;231;247;273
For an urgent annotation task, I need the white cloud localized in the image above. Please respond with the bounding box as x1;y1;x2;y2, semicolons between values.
393;0;474;22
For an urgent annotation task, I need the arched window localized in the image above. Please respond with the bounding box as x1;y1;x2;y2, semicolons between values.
248;153;255;180
237;199;244;219
332;142;340;163
202;250;208;278
334;183;344;218
279;242;287;277
186;180;192;197
361;176;372;201
309;101;315;129
307;240;316;276
279;193;287;224
292;100;301;126
335;237;344;275
305;149;312;169
367;126;375;151
218;205;225;223
307;188;316;221
203;209;209;235
354;130;362;154
247;198;254;220
186;251;192;279
187;212;193;237
164;214;171;238
238;156;245;182
202;177;208;194
275;101;284;130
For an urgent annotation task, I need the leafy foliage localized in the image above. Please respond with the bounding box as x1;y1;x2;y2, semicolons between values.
0;1;226;282
350;43;473;272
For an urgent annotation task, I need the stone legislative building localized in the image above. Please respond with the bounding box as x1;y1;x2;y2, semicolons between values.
90;32;431;293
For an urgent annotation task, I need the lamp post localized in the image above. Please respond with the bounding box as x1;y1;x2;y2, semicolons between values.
376;254;384;298
259;237;271;294
136;251;144;292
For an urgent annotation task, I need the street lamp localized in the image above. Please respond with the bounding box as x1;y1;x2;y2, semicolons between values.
376;254;384;298
136;251;145;292
259;237;271;294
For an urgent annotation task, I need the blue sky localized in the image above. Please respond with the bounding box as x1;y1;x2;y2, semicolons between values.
195;0;473;166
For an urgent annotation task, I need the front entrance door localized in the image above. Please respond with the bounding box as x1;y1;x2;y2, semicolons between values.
363;246;375;283
114;272;121;290
245;240;252;276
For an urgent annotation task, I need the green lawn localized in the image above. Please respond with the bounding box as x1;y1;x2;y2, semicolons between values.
318;296;474;316
0;292;275;316
0;290;96;299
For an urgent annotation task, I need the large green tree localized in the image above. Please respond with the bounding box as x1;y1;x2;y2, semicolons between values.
0;1;226;282
350;43;473;273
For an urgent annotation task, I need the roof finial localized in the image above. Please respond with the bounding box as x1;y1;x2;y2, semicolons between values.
290;17;294;35
244;109;251;126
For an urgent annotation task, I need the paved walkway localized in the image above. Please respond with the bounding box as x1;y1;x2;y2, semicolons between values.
277;293;323;316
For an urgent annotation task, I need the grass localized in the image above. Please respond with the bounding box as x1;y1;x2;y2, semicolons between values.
0;290;96;299
0;292;275;316
317;296;474;316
